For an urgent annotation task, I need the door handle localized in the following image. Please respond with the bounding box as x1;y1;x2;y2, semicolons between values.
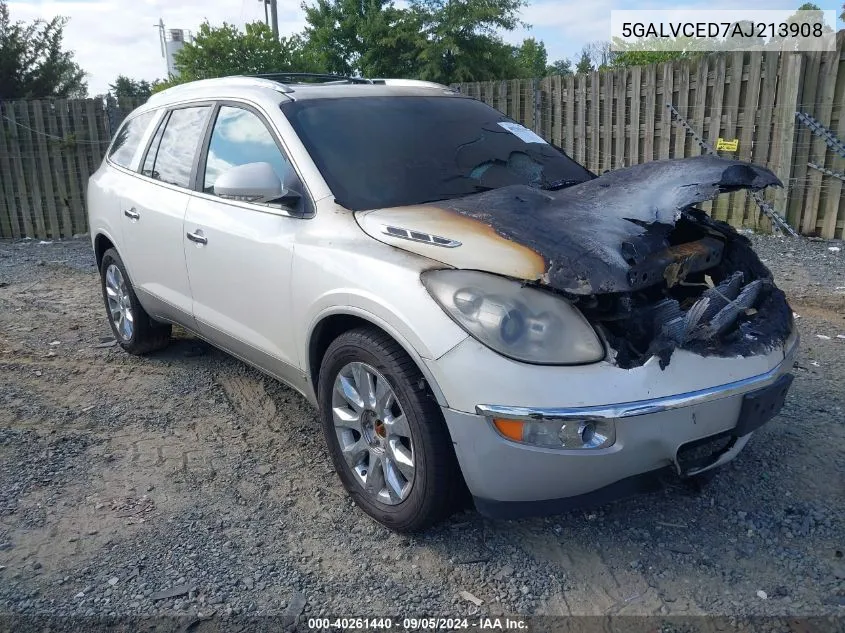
124;208;140;221
186;230;208;245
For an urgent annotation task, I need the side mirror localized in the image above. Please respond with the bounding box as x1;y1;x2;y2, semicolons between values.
213;162;300;206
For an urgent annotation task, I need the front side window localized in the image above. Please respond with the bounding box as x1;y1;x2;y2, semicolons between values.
281;96;594;211
203;106;293;194
144;106;211;188
108;111;155;168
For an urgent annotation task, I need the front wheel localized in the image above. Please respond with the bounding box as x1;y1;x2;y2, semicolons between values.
318;327;462;532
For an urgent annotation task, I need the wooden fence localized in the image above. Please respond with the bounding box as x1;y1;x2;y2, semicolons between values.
455;31;845;239
0;97;142;240
0;34;843;239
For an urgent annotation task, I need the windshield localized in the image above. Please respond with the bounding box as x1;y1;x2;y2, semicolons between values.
281;96;594;211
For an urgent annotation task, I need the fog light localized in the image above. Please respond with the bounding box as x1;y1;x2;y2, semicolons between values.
492;418;615;449
559;420;614;449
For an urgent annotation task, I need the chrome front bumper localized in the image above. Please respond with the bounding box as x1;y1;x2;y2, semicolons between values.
441;336;798;515
476;336;799;422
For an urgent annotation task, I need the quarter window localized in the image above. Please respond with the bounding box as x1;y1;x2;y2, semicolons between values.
144;106;211;188
141;114;167;179
108;111;154;169
203;106;292;195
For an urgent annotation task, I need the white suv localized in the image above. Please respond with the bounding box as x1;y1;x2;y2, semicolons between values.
88;75;796;532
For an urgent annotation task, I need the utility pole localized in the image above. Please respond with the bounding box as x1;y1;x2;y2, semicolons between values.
269;0;279;38
258;0;269;28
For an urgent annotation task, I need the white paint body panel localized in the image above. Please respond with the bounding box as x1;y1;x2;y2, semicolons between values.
183;194;300;372
119;181;193;318
292;198;469;372
425;335;790;414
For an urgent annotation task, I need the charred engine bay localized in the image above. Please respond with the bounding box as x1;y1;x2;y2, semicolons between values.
434;156;794;369
569;210;794;369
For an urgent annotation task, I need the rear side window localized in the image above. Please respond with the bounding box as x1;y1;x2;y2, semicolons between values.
108;111;154;168
142;106;211;188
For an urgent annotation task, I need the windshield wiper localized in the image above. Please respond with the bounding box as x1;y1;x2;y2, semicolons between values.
542;179;583;191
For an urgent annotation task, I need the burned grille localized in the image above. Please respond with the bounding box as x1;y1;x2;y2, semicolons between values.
650;272;767;347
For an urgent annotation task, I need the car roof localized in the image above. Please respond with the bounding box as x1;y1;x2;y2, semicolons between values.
144;76;461;110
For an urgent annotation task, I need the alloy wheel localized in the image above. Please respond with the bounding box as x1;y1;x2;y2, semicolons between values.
331;361;415;504
105;263;134;340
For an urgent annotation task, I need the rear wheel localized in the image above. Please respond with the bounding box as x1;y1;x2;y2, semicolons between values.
100;248;171;355
318;327;461;532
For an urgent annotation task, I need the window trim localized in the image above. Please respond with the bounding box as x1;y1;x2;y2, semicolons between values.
192;100;314;218
105;96;316;218
139;109;169;179
135;101;215;191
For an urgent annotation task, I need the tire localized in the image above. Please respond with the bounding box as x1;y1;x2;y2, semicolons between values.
318;327;462;532
100;248;171;355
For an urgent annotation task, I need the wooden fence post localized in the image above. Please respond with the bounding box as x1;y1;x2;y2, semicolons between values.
771;53;804;226
819;33;845;239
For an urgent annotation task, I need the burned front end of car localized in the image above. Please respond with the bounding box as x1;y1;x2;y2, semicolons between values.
355;154;798;517
569;209;794;370
430;155;795;370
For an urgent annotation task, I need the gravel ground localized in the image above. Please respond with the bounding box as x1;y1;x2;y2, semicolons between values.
0;234;843;630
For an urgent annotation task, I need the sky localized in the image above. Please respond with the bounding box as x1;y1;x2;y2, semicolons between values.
7;0;841;95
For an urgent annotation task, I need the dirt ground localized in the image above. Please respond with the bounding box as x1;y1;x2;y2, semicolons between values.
0;234;843;629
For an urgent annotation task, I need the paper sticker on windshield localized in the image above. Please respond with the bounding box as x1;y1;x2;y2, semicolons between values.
497;121;547;144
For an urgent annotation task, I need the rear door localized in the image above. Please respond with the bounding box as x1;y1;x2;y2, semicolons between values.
183;102;308;381
120;104;212;322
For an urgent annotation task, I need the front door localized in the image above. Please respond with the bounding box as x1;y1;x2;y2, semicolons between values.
183;104;306;381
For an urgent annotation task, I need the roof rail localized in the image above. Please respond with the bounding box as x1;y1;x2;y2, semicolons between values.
147;76;293;104
370;78;455;91
251;72;373;85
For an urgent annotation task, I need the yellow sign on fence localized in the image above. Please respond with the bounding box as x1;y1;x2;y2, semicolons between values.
716;137;739;152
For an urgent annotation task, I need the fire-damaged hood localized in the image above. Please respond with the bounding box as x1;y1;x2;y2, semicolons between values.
355;155;782;295
356;155;794;369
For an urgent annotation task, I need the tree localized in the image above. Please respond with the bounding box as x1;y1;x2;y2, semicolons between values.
514;37;547;78
302;0;420;77
0;0;86;98
108;75;153;100
575;49;593;74
583;41;615;70
158;21;317;90
546;58;572;76
410;0;527;83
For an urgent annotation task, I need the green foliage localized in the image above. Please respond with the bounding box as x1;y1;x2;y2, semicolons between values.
301;0;421;77
164;21;317;88
108;75;153;100
545;58;572;76
609;44;703;69
410;0;527;83
0;0;87;98
514;38;547;78
158;0;531;88
574;49;593;75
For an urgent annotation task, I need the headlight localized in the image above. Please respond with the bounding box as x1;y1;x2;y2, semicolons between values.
421;270;604;364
